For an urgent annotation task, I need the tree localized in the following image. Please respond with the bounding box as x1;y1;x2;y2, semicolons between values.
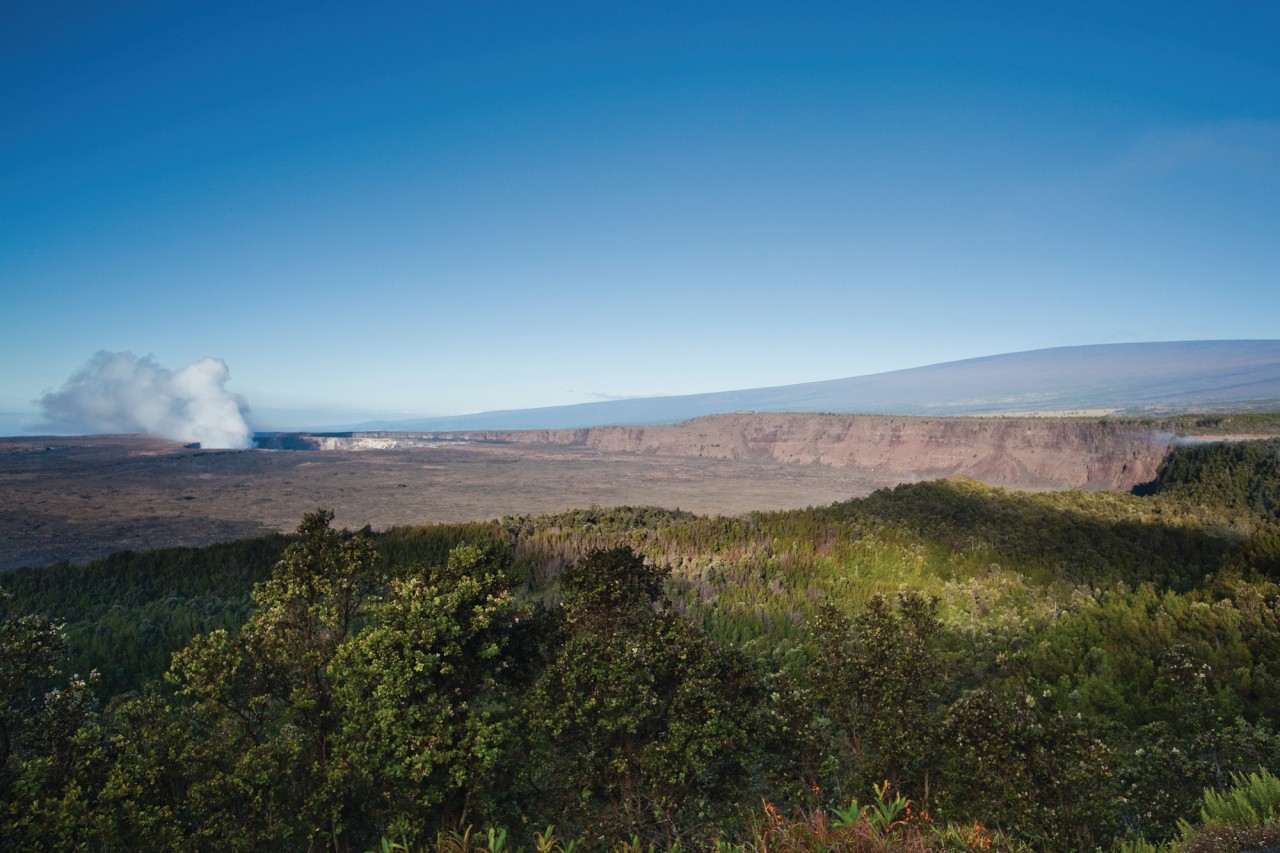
330;543;535;840
0;592;66;774
939;687;1121;850
0;592;106;848
528;546;761;845
167;509;379;851
808;593;945;801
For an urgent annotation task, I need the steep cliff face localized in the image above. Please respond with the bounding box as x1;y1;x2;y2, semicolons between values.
569;414;1169;490
271;413;1174;491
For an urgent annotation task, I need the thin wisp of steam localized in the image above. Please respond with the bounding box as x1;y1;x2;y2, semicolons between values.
39;352;252;449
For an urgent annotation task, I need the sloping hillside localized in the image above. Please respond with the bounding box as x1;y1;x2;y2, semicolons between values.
351;340;1280;431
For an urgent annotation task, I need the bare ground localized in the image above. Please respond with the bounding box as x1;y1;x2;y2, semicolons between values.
0;435;897;571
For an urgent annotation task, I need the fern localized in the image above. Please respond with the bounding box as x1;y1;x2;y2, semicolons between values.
1198;768;1280;829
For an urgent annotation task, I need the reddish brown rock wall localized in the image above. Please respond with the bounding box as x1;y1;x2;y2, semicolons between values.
400;413;1173;491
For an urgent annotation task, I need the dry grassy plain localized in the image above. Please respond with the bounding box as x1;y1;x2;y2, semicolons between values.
0;435;896;571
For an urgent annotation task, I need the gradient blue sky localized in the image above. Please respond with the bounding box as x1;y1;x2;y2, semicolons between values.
3;1;1278;430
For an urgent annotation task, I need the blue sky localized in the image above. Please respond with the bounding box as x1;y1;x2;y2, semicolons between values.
3;1;1278;431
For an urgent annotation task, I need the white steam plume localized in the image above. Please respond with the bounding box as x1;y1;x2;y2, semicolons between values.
39;352;252;449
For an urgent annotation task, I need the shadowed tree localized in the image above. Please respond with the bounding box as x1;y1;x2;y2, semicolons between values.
808;593;945;801
167;509;379;851
330;543;538;840
527;546;761;845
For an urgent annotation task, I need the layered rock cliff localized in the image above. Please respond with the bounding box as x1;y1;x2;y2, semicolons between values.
263;413;1176;492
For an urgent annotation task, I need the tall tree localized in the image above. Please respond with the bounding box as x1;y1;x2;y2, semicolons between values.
808;593;945;801
168;509;379;851
528;546;761;845
330;543;536;840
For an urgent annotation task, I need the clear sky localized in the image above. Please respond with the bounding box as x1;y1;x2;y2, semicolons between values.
3;1;1278;431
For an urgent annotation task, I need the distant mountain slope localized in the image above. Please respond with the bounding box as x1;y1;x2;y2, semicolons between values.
357;341;1280;432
